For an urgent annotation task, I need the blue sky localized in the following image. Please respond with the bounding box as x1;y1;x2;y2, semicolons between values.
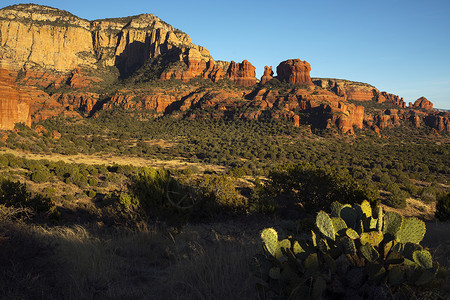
3;0;450;109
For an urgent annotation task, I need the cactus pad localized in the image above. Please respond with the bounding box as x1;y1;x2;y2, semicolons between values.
345;228;360;240
413;250;433;269
276;239;291;259
369;217;378;230
403;242;423;261
331;217;347;235
316;210;335;241
377;206;383;232
360;231;384;247
360;200;372;218
383;211;403;237
340;206;357;228
341;236;356;255
293;241;305;255
360;243;379;263
330;201;343;217
304;253;319;272
313;276;327;299
261;228;279;258
397;217;426;244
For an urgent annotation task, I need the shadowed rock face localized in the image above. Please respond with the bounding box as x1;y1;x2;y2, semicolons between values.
276;59;313;85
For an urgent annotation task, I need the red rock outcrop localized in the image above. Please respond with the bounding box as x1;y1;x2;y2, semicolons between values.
68;68;103;89
160;48;225;83
413;97;433;111
0;66;32;130
260;66;273;84
424;112;450;132
329;102;364;134
226;60;256;87
56;93;101;113
381;92;406;108
277;59;313;85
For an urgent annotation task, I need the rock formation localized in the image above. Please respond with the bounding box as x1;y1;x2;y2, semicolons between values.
0;4;212;79
0;4;444;135
413;97;433;110
226;60;257;87
260;66;273;84
277;59;313;85
0;64;31;130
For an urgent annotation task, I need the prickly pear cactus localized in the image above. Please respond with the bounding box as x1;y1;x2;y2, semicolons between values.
331;201;343;217
345;228;359;240
316;211;335;241
360;243;379;263
413;250;433;269
360;231;384;247
360;200;372;218
332;217;347;235
261;228;279;258
383;211;403;237
254;202;442;299
396;217;426;244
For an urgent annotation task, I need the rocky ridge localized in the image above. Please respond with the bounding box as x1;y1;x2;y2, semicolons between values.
0;4;447;134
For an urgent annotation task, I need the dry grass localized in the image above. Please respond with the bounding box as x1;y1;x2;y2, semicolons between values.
381;198;437;220
0;148;226;173
0;219;264;299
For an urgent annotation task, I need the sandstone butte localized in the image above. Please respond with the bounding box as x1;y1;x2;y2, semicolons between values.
0;4;447;134
277;59;313;85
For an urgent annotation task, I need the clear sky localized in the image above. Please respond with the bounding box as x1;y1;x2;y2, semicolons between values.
3;0;450;109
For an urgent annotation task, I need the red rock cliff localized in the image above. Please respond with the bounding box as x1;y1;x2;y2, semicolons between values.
0;65;31;130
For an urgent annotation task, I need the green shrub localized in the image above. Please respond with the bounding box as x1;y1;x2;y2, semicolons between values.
421;186;437;203
0;178;55;215
435;193;450;221
129;167;170;215
385;190;407;209
88;178;98;187
263;163;378;213
191;174;247;214
30;168;52;183
87;190;97;198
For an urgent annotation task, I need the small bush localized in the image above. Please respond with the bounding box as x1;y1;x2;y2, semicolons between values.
435;193;450;221
88;178;98;187
30;168;52;183
385;190;407;209
421;186;437;203
263;163;378;213
0;178;55;215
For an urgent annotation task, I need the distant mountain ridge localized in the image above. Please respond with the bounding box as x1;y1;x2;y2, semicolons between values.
0;4;448;134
